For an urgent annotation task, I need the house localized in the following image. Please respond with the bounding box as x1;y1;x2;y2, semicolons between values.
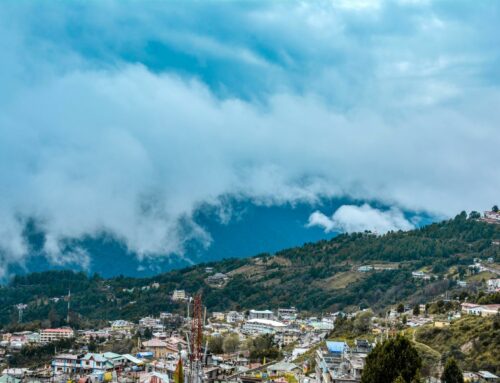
477;370;499;381
0;375;21;383
266;361;300;376
249;309;274;320
212;312;226;321
140;371;170;383
52;353;82;374
412;271;431;280
461;303;500;317
80;353;115;373
206;273;229;287
142;339;171;358
482;210;500;224
357;265;373;272
40;328;74;343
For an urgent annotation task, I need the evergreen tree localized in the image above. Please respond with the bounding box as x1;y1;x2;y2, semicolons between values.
361;335;422;383
441;358;464;383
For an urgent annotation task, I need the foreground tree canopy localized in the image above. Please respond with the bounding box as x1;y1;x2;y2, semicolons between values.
361;336;422;383
441;358;464;383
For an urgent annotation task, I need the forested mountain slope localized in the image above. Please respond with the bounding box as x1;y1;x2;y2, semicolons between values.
1;213;498;328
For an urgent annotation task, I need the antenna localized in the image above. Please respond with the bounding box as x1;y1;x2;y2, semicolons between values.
67;289;71;325
16;304;27;323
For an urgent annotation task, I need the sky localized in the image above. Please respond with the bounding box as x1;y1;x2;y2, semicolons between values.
0;0;499;277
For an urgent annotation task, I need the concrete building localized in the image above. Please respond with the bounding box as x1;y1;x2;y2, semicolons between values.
248;309;274;320
40;328;74;343
242;319;286;335
172;290;186;301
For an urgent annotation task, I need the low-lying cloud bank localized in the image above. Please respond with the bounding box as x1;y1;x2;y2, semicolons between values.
0;1;499;277
308;204;415;234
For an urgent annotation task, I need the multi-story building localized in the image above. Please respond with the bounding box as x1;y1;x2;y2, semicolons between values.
226;311;245;323
241;318;286;335
278;307;298;321
315;341;369;383
111;320;135;332
40;328;74;343
172;290;186;301
249;309;274;320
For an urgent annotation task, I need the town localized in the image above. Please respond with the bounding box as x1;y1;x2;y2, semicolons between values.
1;267;499;383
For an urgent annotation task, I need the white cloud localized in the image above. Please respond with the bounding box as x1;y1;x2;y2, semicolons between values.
0;1;499;276
308;204;415;234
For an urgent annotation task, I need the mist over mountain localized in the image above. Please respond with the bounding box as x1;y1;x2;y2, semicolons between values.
7;197;433;278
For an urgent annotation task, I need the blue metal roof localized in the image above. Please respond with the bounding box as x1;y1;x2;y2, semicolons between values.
326;341;347;354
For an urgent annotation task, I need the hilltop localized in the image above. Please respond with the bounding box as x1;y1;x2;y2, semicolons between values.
0;212;499;328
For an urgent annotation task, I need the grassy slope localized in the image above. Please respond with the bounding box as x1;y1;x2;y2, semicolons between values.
415;315;500;374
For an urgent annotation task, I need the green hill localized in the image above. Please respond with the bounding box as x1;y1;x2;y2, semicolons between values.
0;212;499;328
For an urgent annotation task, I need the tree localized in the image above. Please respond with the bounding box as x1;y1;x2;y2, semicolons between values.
393;376;405;383
413;305;420;316
493;205;499;213
441;358;464;383
361;335;422;383
222;334;240;354
208;336;224;354
468;211;480;220
353;310;373;334
397;303;405;313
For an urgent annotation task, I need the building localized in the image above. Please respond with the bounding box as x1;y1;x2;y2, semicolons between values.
461;303;500;317
266;361;300;376
412;271;431;280
111;320;135;332
211;312;226;321
226;311;245;323
274;330;300;346
142;339;171;358
52;354;81;374
278;307;298;321
241;319;286;335
40;328;74;343
172;290;186;301
206;273;229;287
357;265;373;272
315;341;368;383
483;211;500;224
248;309;274;320
487;279;500;293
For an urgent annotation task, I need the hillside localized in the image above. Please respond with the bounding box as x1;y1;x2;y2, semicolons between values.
0;213;499;328
415;315;500;373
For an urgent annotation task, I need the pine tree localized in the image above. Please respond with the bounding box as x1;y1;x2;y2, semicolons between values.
441;358;464;383
361;335;422;383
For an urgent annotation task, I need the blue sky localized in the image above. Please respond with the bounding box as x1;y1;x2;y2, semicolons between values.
0;0;499;275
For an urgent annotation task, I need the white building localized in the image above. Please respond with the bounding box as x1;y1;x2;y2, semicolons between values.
249;309;274;320
226;311;245;323
487;278;500;292
278;307;298;321
241;318;286;335
172;290;186;301
40;328;74;343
